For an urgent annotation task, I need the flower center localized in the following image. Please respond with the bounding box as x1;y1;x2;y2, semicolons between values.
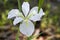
24;18;29;27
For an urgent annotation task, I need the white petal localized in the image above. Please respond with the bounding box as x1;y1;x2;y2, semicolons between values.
20;20;34;37
22;2;30;17
29;8;45;22
8;9;21;19
29;14;40;22
29;6;38;14
13;17;23;25
28;7;38;18
39;8;45;18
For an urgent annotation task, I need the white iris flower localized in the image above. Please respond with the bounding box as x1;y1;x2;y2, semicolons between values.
8;2;45;37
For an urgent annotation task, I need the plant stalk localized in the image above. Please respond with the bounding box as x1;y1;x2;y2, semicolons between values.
17;0;21;11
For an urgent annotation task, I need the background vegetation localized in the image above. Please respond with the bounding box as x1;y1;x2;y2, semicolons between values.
0;0;60;40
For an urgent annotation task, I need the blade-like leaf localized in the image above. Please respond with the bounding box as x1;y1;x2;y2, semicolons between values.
38;0;44;11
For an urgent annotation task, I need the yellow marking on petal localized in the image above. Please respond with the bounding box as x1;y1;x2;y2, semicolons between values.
24;19;29;27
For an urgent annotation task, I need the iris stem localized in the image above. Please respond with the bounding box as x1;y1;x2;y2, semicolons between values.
16;0;21;40
16;28;20;40
17;0;21;11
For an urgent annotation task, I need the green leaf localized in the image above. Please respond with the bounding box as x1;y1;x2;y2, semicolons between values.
25;0;29;2
16;36;19;40
38;0;44;11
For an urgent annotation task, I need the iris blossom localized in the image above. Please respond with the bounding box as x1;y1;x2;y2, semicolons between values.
8;2;45;37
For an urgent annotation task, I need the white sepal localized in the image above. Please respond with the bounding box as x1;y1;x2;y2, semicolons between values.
39;8;45;18
29;14;40;22
20;20;34;37
8;9;20;19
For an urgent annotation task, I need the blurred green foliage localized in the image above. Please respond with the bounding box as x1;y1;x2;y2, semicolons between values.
0;0;18;26
0;0;60;32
